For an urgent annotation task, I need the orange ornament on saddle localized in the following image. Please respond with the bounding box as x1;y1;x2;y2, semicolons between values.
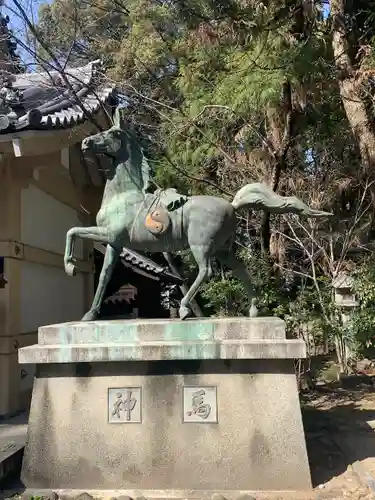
145;207;171;236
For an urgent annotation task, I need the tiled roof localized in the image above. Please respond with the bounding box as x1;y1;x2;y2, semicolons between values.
104;284;137;305
94;243;182;284
0;60;116;133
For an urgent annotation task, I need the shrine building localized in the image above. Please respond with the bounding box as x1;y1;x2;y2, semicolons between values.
0;15;181;419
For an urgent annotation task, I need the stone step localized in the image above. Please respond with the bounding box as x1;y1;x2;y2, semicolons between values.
37;317;286;345
19;338;306;364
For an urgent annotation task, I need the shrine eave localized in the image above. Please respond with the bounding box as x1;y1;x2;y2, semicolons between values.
94;243;183;284
0;60;117;134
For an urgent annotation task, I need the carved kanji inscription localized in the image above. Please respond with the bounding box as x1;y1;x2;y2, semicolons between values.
183;386;218;423
108;387;142;423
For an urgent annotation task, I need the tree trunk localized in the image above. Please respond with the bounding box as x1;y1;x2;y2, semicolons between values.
259;2;315;254
330;0;375;172
261;81;293;254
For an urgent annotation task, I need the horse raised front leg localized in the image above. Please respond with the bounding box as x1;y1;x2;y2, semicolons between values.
82;244;120;321
179;245;213;320
64;226;110;276
216;250;258;317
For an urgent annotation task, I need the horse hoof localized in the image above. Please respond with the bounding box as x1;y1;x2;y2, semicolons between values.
179;306;191;320
65;262;76;276
81;310;98;322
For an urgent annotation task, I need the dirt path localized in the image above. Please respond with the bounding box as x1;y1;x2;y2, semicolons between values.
302;385;375;499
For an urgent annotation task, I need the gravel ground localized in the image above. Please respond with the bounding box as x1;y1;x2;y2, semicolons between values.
302;384;375;499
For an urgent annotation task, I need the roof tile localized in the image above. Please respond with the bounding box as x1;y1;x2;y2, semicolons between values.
0;60;116;133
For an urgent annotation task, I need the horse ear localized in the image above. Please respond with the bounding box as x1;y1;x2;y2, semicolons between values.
113;106;126;129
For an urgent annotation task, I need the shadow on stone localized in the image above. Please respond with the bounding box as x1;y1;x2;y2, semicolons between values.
301;385;375;488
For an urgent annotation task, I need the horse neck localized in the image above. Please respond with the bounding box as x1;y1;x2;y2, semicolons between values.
101;160;144;205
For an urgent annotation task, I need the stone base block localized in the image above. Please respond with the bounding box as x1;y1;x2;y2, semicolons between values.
22;489;316;500
20;318;311;493
24;489;316;500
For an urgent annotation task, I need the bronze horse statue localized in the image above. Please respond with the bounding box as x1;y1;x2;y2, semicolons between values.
64;107;331;321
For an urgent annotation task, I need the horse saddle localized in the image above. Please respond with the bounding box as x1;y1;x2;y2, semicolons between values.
144;188;188;236
145;205;171;236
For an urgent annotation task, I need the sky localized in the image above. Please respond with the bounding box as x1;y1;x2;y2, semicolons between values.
5;0;42;34
323;2;330;19
3;0;47;67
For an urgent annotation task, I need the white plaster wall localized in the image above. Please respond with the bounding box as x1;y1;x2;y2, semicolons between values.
21;184;83;258
19;261;85;333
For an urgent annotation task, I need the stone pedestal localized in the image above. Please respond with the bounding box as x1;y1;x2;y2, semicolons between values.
19;317;311;494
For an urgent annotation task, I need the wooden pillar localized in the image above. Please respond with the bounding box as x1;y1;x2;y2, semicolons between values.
0;161;23;417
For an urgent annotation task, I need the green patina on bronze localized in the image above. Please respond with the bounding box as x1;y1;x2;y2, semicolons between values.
64;106;332;322
23;317;305;363
52;320;216;344
39;317;286;345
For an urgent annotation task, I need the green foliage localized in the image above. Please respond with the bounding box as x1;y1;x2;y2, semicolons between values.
201;277;246;316
283;277;332;334
350;258;375;349
36;0;335;192
201;250;331;327
349;310;375;350
196;250;287;317
352;258;375;307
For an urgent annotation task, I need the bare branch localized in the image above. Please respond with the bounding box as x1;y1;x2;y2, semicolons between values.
11;0;105;130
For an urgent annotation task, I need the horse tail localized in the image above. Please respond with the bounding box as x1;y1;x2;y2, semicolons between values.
231;183;332;218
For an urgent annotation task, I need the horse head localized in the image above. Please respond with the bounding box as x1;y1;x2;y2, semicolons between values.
81;106;151;192
81;108;130;162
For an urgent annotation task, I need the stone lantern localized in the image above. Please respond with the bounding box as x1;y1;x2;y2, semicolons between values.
332;272;359;319
332;272;359;372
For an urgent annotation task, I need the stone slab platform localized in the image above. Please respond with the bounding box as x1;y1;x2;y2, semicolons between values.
18;339;305;363
36;317;287;344
19;317;311;493
19;317;305;363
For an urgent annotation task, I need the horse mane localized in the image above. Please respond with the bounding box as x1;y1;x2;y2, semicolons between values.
121;127;152;193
